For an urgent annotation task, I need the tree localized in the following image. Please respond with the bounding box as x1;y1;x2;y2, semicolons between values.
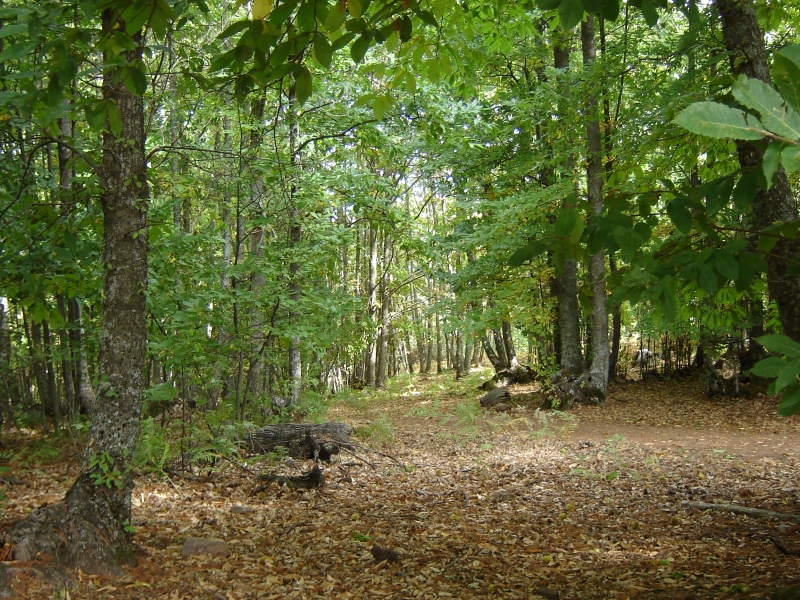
5;1;155;573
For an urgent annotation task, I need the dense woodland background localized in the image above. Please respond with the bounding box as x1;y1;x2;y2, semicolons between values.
1;0;800;576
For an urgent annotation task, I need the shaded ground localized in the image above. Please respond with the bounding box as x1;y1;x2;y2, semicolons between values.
1;369;799;599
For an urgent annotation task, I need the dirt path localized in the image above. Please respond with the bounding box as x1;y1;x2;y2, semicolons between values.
1;373;799;599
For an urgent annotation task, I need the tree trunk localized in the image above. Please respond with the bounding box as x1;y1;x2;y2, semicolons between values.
366;224;378;387
583;15;609;400
6;15;149;574
288;80;302;404
376;234;392;388
716;0;800;342
553;30;585;375
501;320;519;370
67;297;94;415
42;319;62;430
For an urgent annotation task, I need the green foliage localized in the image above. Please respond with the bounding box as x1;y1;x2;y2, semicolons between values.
134;418;172;474
750;335;800;417
89;451;126;489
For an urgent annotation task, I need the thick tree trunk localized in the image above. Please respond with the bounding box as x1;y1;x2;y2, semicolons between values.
6;15;149;574
716;0;800;342
583;15;609;400
553;30;585;375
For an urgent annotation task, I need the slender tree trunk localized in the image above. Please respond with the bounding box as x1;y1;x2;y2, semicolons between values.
27;315;51;433
376;234;392;388
501;320;519;370
492;328;508;368
482;335;504;371
366;224;378;387
435;313;443;374
288;80;303;404
583;15;609;398
67;298;94;415
716;0;800;342
42;319;62;430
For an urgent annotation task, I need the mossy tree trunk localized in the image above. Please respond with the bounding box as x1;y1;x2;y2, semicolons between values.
6;8;149;576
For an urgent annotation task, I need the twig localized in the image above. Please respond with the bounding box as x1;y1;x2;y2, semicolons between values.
338;445;377;469
681;501;800;523
216;454;257;476
344;441;406;469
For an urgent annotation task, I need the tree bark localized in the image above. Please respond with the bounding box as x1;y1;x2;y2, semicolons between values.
582;15;609;399
6;13;149;574
501;320;519;370
553;29;585;375
716;0;800;342
366;224;378;386
288;80;303;405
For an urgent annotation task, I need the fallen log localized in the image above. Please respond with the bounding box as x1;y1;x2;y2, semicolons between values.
247;422;353;461
480;387;510;407
681;501;800;523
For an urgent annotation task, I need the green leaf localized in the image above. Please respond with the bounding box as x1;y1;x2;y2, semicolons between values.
416;10;438;27
350;33;371;63
0;41;37;62
750;356;785;378
777;384;800;417
706;176;734;216
674;102;766;140
399;16;412;42
554;207;579;238
347;0;362;18
734;252;757;291
536;0;561;10
0;23;27;39
313;34;333;68
107;102;123;136
732;170;759;210
595;0;619;21
509;241;548;267
666;199;692;234
558;0;584;30
762;141;783;188
294;66;312;106
781;145;800;173
639;0;659;26
772;52;800;112
209;49;236;72
732;75;800;140
296;1;316;31
124;65;148;96
372;94;390;119
712;248;739;280
697;264;717;294
661;286;677;321
774;357;800;393
325;2;346;31
778;44;800;69
756;334;800;358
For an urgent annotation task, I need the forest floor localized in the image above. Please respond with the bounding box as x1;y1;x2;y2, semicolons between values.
1;368;799;599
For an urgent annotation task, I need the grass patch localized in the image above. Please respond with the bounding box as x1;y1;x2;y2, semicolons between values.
354;413;395;446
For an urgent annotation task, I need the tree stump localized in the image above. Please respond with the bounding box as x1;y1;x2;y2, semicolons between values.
247;422;353;461
480;387;510;407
